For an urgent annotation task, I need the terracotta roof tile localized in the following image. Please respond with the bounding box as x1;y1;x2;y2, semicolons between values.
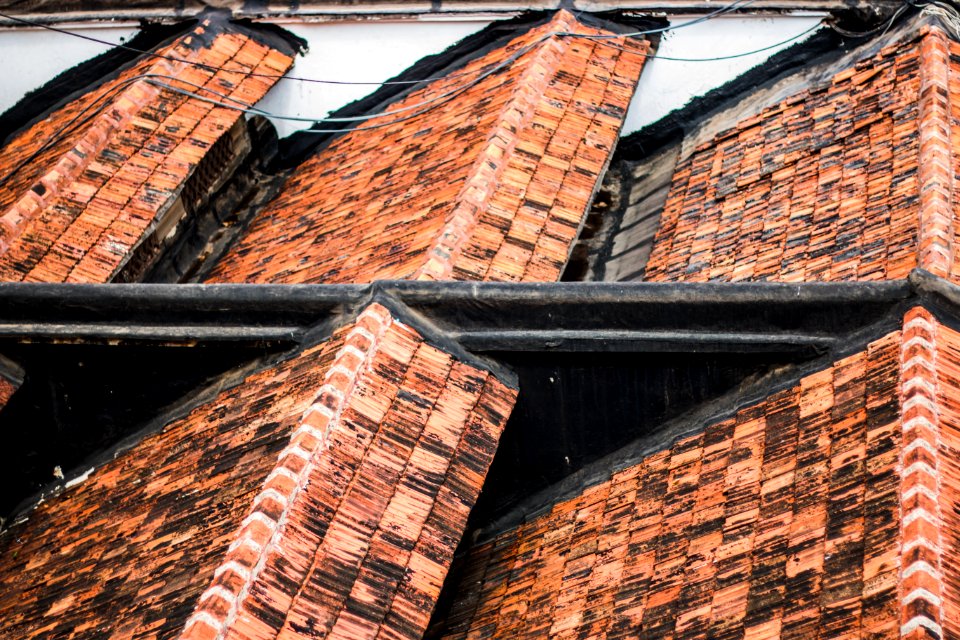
206;10;649;285
0;375;18;409
0;19;294;283
0;328;338;639
643;28;960;283
438;326;919;638
0;303;517;640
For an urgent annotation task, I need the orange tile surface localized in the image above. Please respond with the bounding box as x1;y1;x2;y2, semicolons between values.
207;10;649;285
0;375;18;408
645;30;935;283
0;327;339;639
898;307;960;639
0;303;517;640
0;18;294;283
439;330;906;638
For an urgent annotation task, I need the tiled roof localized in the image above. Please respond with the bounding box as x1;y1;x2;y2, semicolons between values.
0;327;338;638
0;375;17;409
438;326;917;638
206;10;649;284
0;17;294;283
643;26;960;283
0;303;516;640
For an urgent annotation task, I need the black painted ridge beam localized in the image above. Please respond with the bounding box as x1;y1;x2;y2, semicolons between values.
0;276;921;352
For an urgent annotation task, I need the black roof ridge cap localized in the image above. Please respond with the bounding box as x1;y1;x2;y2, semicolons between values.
0;278;915;309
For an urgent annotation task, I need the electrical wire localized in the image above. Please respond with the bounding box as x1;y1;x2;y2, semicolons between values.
0;0;757;88
0;15;828;189
583;20;823;62
827;1;909;38
0;12;828;190
911;0;960;40
137;19;820;129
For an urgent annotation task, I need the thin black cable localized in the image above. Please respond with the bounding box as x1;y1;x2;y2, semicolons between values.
140;19;822;135
0;0;757;87
572;21;822;63
0;17;825;190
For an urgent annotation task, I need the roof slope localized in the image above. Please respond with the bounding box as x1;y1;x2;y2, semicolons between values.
0;16;294;283
206;10;649;284
0;303;517;640
643;25;960;283
0;328;339;638
437;324;926;638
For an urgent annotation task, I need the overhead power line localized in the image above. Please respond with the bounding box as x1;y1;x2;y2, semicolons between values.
0;8;828;188
0;0;759;87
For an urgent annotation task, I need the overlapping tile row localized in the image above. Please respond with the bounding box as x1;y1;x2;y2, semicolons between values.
0;17;294;283
644;30;932;282
207;10;648;285
180;303;517;640
438;330;904;638
898;307;960;639
0;327;342;639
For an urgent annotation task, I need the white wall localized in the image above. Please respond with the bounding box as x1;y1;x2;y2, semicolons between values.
625;15;823;132
0;15;822;138
0;24;139;116
255;20;491;138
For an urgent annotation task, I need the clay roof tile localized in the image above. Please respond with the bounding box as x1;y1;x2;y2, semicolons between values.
0;18;295;283
207;10;650;285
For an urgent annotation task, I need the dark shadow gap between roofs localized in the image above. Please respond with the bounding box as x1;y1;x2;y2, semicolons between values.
420;306;900;639
0;340;292;526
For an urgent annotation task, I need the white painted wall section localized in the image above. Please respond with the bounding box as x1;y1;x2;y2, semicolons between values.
624;15;824;133
0;24;138;116
255;20;491;138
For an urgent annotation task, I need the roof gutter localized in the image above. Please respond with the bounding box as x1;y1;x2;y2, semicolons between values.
0;277;915;352
0;1;896;26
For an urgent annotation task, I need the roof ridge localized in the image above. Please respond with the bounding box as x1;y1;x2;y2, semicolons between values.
179;302;395;640
898;306;946;638
0;25;212;256
917;24;957;279
413;10;580;281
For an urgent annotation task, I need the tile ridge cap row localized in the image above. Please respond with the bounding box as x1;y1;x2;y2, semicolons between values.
916;26;957;279
898;305;947;638
0;34;204;258
176;302;395;640
412;11;583;281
